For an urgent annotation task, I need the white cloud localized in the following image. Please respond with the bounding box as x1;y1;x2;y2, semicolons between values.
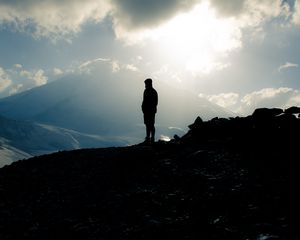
293;0;300;25
0;0;201;41
14;64;22;69
0;67;12;92
201;88;300;116
210;0;246;17
0;0;292;43
53;68;63;76
77;57;140;75
278;62;299;72
20;69;48;86
238;87;299;115
78;58;111;74
287;94;300;106
125;64;139;72
0;66;51;97
152;65;184;84
113;2;243;46
108;1;291;76
199;92;240;109
211;0;290;22
9;83;23;95
32;70;48;86
79;58;110;69
20;70;31;78
0;0;110;40
241;87;291;104
224;0;290;36
112;61;121;73
111;0;291;42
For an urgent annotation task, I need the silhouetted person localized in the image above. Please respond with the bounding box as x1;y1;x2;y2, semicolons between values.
142;78;158;143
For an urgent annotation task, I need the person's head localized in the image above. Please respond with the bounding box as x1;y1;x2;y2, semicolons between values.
144;78;152;88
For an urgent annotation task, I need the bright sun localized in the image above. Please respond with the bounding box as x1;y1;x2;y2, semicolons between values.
144;2;242;74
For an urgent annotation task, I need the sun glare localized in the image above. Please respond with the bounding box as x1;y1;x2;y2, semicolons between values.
147;2;242;74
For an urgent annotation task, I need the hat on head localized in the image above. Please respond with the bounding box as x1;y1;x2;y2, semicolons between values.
144;78;152;84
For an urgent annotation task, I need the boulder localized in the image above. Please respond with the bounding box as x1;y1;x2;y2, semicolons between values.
284;106;300;114
252;108;283;119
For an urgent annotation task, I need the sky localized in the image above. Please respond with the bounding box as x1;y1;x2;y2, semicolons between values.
1;0;300;116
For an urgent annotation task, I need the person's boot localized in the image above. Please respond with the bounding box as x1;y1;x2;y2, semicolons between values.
143;137;150;144
151;128;155;144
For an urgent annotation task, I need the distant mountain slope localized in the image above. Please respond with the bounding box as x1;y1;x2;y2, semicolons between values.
0;68;234;138
0;115;133;168
0;137;32;168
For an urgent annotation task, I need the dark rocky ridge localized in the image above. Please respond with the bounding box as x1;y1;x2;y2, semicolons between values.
0;107;300;239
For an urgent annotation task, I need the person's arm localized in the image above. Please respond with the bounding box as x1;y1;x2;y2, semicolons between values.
142;90;146;113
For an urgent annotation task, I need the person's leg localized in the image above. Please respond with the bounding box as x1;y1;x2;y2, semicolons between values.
144;114;151;142
150;125;155;143
144;113;156;143
150;113;155;143
146;124;151;141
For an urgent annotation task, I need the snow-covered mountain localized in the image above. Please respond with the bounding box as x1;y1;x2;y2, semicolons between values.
0;137;32;168
0;72;141;135
0;115;133;168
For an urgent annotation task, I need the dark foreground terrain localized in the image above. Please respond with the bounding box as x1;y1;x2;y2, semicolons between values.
1;107;300;239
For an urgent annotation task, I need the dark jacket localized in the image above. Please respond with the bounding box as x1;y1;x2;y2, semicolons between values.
142;87;158;114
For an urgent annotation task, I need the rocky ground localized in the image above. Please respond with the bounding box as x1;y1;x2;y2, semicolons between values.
0;107;300;239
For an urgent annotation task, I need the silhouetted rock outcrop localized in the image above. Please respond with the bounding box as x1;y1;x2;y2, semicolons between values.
252;107;283;119
285;106;300;114
0;107;299;239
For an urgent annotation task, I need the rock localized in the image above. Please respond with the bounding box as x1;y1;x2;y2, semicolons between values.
188;116;203;130
252;108;283;119
173;134;181;141
284;106;300;114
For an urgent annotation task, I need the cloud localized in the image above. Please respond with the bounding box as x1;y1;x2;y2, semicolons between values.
0;0;200;40
53;68;63;76
0;0;293;44
233;0;291;30
293;0;300;24
110;0;199;30
278;61;298;72
111;0;291;40
211;0;290;21
238;87;299;114
20;70;31;78
111;61;121;73
79;58;110;68
20;69;48;86
209;0;246;17
0;0;110;40
125;64;139;72
0;67;12;92
0;0;293;43
9;83;23;95
77;57;142;75
0;66;50;97
201;87;300;116
14;64;22;69
199;92;240;109
112;0;291;45
32;69;48;86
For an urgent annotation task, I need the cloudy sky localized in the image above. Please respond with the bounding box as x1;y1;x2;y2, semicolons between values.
1;0;300;115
